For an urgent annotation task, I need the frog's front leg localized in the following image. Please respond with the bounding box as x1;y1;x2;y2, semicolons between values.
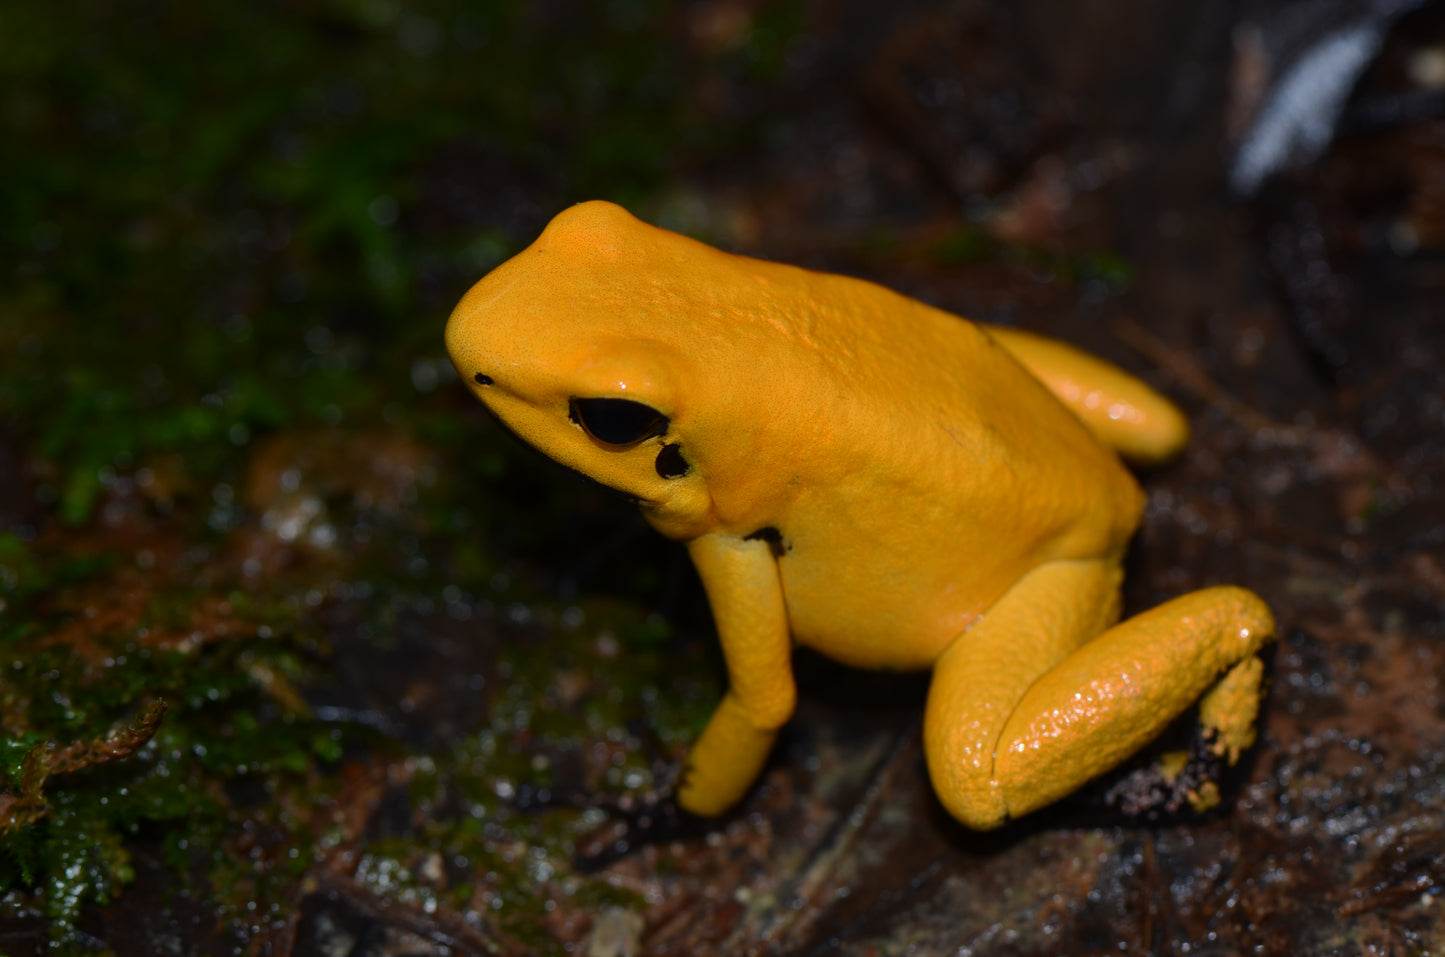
924;559;1275;830
678;533;795;817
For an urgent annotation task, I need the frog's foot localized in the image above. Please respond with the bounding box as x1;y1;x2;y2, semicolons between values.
511;777;711;872
1100;652;1270;820
569;787;710;873
924;564;1276;831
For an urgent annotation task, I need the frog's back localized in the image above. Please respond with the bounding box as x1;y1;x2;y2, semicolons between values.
725;264;1145;664
661;235;1144;547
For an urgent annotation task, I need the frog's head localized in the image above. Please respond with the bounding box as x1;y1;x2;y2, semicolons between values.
445;201;720;538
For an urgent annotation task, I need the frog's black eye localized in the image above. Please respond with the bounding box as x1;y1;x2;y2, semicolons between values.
569;397;668;446
474;373;493;386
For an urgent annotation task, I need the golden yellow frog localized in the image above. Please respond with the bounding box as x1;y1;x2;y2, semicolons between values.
446;201;1275;830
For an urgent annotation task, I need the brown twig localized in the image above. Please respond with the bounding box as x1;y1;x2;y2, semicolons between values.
0;699;168;831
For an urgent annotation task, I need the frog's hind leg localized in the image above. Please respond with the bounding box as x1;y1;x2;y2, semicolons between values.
924;558;1274;830
983;325;1190;466
923;558;1123;829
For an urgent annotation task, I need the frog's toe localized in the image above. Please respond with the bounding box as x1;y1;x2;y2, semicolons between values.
1198;654;1268;766
1096;649;1272;822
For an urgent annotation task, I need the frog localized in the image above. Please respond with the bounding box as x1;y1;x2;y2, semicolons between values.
445;200;1276;831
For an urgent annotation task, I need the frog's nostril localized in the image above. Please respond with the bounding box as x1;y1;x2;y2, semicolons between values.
474;372;493;386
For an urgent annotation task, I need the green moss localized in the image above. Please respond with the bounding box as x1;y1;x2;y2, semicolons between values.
0;613;342;946
0;533;111;625
1;0;763;526
0;0;793;948
0;406;725;951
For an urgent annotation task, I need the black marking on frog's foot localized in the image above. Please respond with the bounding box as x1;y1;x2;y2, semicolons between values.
507;764;713;872
744;525;789;557
571;791;710;873
473;372;493;385
655;443;689;478
1096;726;1229;822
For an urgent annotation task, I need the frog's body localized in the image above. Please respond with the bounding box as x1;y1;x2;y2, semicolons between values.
446;201;1275;830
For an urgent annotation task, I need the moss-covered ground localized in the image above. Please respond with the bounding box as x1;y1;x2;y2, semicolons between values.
0;1;795;949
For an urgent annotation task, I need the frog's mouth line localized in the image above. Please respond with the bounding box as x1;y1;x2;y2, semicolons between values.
466;392;655;508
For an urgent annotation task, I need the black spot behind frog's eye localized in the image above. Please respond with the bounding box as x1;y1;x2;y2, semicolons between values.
655;443;689;479
474;373;493;386
569;397;669;446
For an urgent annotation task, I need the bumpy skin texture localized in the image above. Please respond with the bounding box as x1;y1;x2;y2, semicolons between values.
446;201;1276;829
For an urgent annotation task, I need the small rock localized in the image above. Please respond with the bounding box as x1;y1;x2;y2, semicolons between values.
585;906;645;957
